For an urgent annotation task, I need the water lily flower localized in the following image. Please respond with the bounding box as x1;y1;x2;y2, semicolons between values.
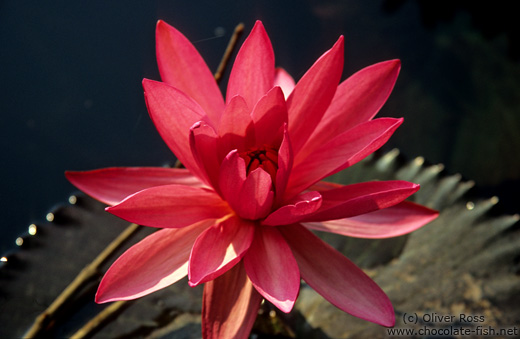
66;20;438;338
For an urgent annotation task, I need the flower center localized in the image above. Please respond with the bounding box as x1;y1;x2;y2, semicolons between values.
239;145;278;183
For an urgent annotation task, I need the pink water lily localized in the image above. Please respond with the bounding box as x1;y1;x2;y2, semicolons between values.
66;20;438;338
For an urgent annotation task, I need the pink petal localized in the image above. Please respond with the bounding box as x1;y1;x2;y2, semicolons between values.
250;86;288;148
202;262;263;339
217;95;255;159
273;67;295;99
301;180;420;222
286;118;402;198
65;167;204;206
300;60;401;160
304;201;438;238
156;20;224;124
243;227;300;313
190;121;221;193
262;191;322;226
188;216;255;286
218;150;247;210
235;167;274;220
286;36;344;155
106;184;231;228
280;224;395;327
96;220;212;303
143;79;209;181
226;21;275;110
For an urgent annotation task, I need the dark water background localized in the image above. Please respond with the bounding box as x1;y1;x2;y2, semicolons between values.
1;1;519;254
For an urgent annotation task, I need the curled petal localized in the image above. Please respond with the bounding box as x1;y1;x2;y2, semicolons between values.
190;121;221;193
227;21;275;110
96;220;211;303
300;180;420;222
65;167;204;206
280;224;395;327
274;125;293;204
300;60;401;159
304;201;438;238
106;185;231;228
156;20;224;123
262;191;322;226
189;216;255;286
287;36;344;155
287;118;402;198
218;150;247;209
274;67;295;99
202;262;263;339
243;227;300;313
143;79;209;181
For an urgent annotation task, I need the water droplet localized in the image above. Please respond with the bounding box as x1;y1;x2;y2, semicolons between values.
46;213;54;222
28;224;37;235
69;195;77;205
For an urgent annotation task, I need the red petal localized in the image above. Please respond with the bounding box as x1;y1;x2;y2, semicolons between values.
235;167;274;220
286;118;402;198
280;224;395;327
202;262;263;339
243;227;300;313
106;185;231;228
218;150;247;210
300;60;401;161
96;220;211;303
305;201;438;238
286;36;344;155
217;95;255;159
226;21;275;110
301;180;420;222
188;216;255;286
274;125;293;204
65;167;204;206
262;191;322;226
250;87;288;148
156;20;224;124
143;79;209;181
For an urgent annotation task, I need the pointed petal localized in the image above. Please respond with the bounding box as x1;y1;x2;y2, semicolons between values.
65;167;204;206
243;227;300;313
274;67;295;99
190;121;221;192
287;36;344;155
202;262;263;339
143;79;209;180
236;167;274;220
189;216;255;286
262;191;322;226
226;21;275;109
287;118;402;198
96;220;211;303
250;86;288;147
304;201;438;238
280;224;395;327
156;20;224;123
106;185;231;228
301;60;401;160
300;180;420;222
218;95;255;158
